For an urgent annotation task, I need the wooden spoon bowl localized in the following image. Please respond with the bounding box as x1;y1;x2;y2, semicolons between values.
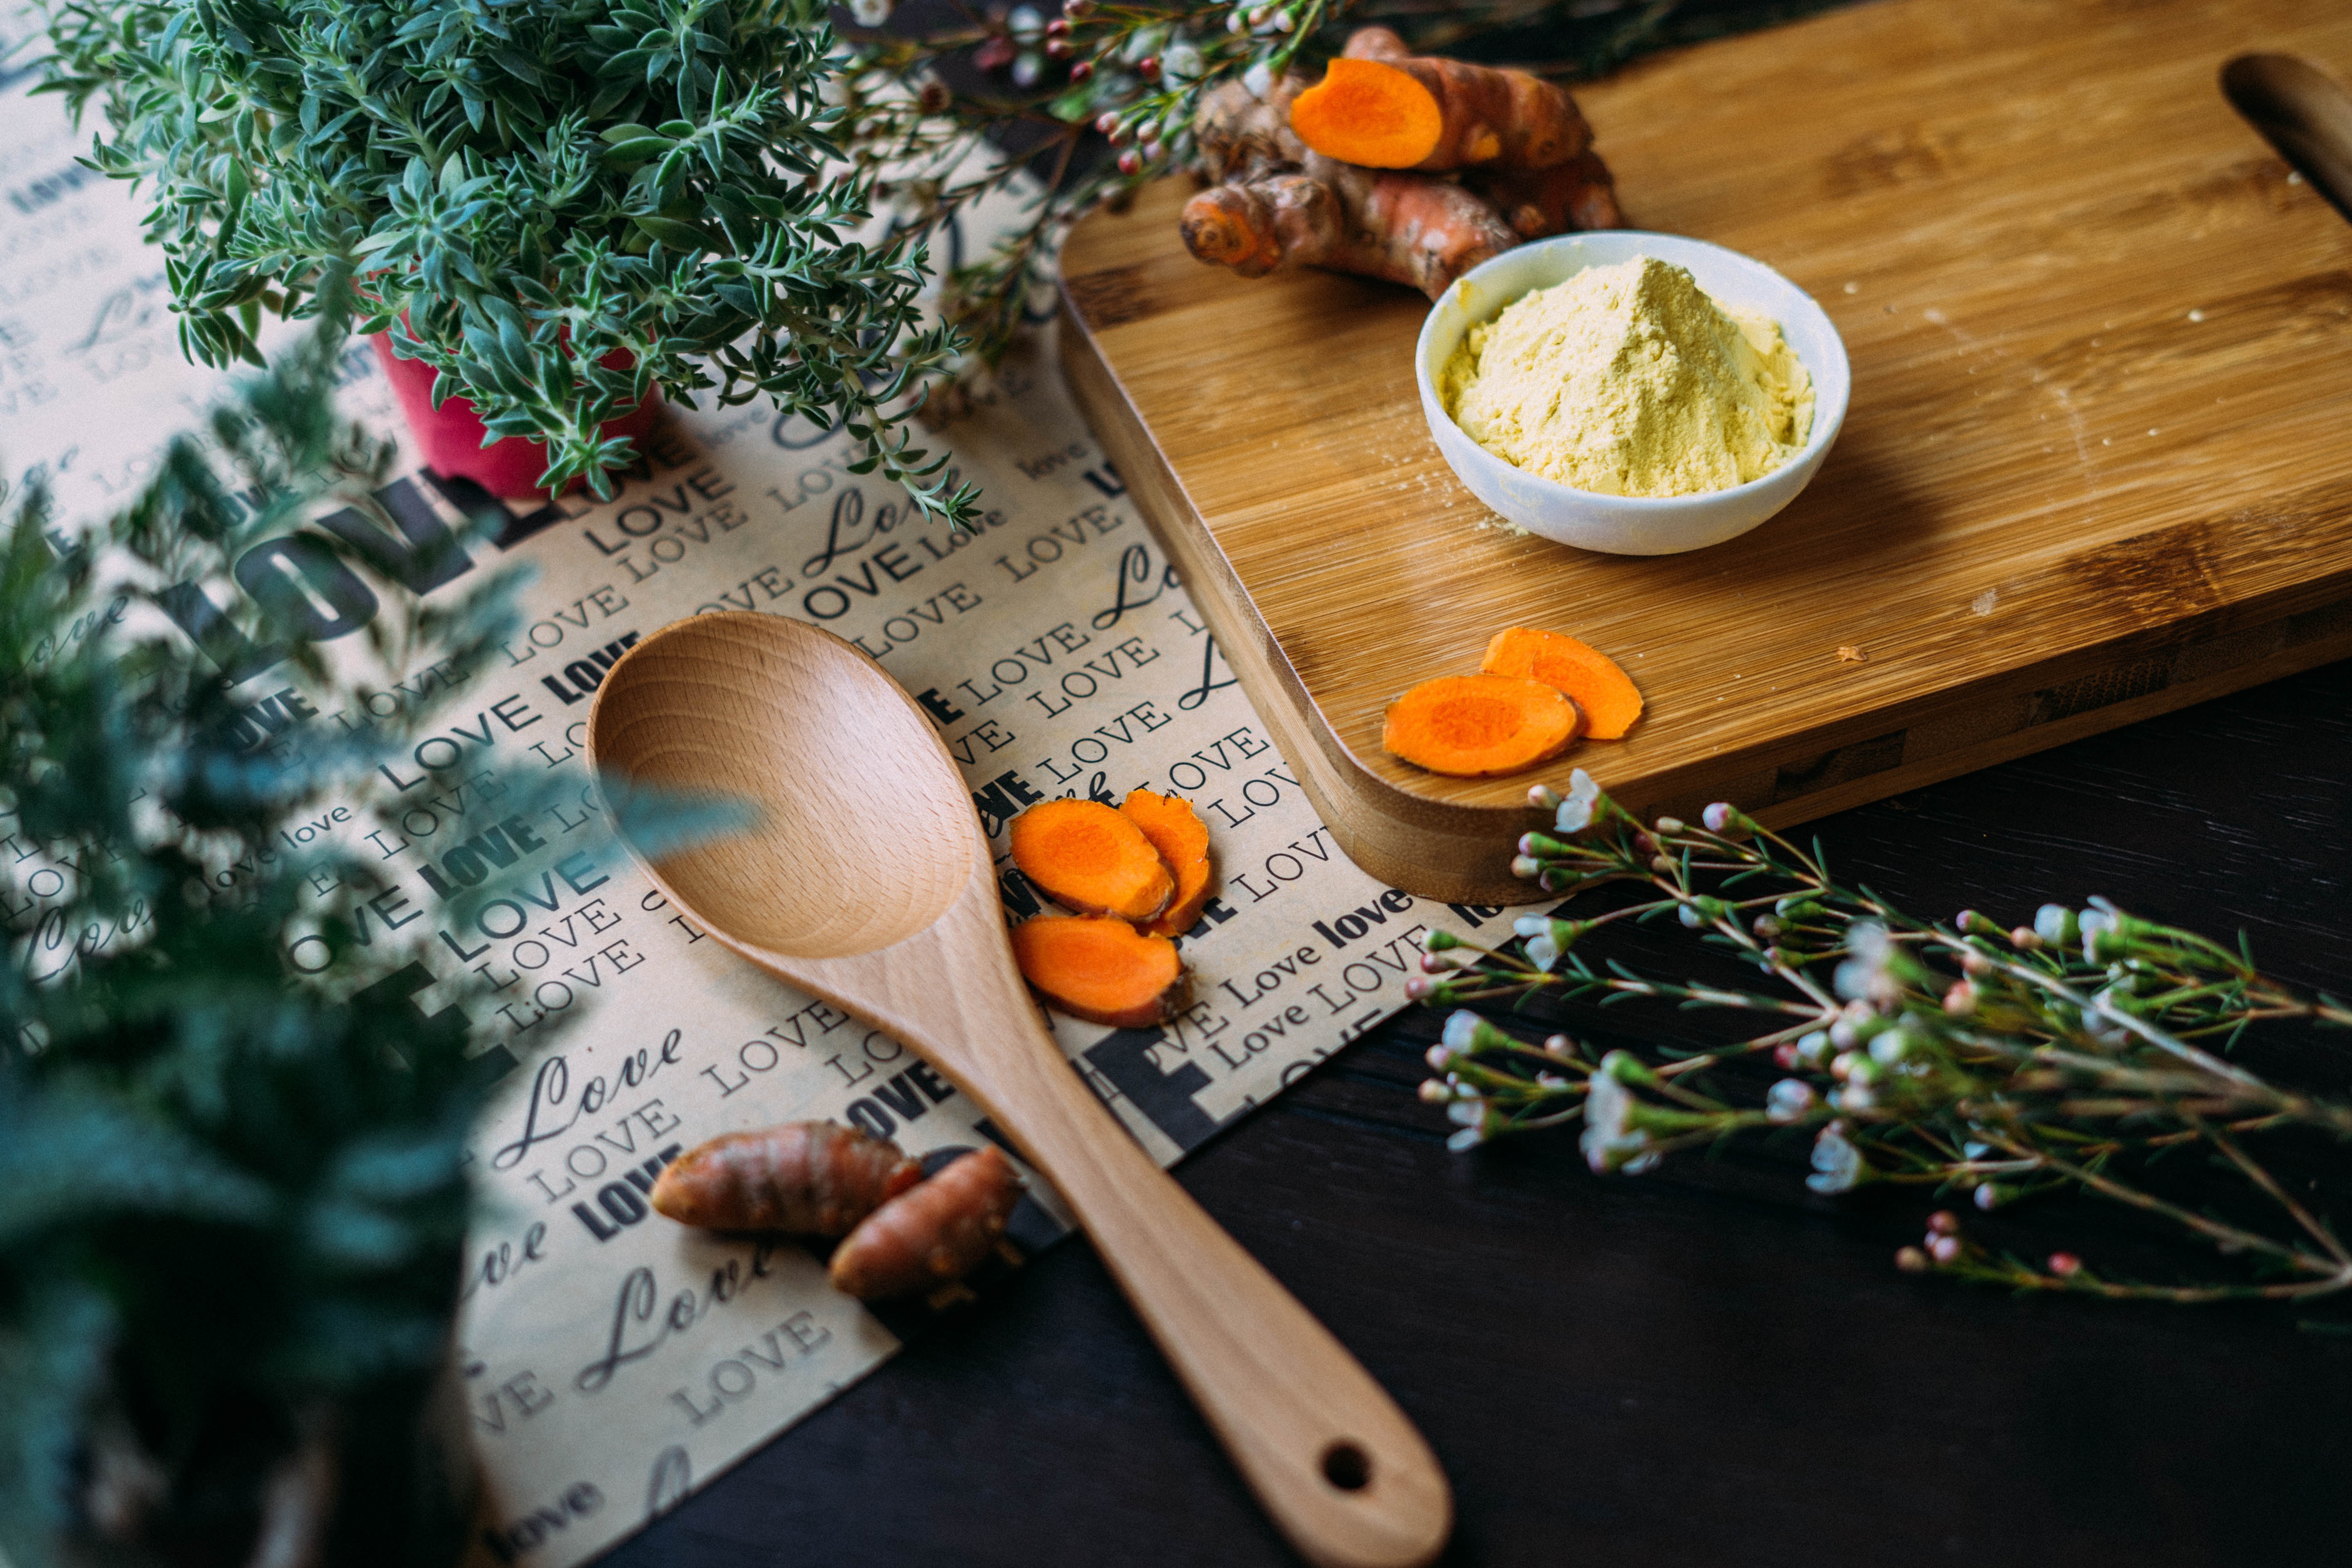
587;612;1451;1568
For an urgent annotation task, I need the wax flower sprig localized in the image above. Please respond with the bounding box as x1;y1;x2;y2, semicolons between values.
1408;771;2352;1304
835;0;1334;395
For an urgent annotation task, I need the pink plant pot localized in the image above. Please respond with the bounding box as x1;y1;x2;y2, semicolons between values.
369;334;663;499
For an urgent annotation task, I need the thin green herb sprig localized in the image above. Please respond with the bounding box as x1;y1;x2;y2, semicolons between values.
34;0;972;513
1409;770;2352;1305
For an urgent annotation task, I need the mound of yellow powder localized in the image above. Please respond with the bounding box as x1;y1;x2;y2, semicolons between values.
1440;255;1814;498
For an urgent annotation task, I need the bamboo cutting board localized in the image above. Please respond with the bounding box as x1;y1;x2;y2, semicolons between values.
1056;0;2352;903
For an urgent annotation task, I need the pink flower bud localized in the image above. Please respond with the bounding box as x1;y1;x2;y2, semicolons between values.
1773;1043;1801;1070
1069;59;1093;81
1895;1245;1929;1273
1928;1234;1961;1265
1926;1210;1959;1236
2048;1251;2083;1278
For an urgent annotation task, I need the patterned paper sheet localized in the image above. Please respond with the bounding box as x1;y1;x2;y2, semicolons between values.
0;58;1487;1568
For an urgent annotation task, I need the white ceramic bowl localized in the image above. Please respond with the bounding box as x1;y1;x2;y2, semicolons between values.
1415;231;1850;555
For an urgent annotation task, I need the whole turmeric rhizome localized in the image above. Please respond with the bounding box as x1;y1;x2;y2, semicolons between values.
651;1122;1025;1303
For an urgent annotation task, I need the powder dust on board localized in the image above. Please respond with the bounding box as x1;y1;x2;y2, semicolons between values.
1440;255;1814;498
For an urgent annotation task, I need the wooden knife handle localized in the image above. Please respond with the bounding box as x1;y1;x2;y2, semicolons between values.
982;1013;1453;1568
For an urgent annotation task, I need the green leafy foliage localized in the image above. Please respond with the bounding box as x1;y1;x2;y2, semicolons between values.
0;300;528;1567
33;0;972;514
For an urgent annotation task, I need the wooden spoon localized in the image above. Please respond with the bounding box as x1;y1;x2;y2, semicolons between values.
586;611;1451;1568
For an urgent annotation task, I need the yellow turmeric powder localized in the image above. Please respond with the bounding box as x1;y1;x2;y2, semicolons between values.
1441;255;1813;497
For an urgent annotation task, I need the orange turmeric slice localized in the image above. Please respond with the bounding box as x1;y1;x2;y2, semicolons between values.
1289;58;1445;170
1009;799;1174;923
1480;627;1644;740
1120;790;1214;938
1382;674;1581;777
1011;916;1190;1028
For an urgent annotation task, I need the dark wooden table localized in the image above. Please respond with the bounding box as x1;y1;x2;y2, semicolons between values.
599;658;2352;1568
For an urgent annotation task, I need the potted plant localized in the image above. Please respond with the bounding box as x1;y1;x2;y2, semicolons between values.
32;0;970;507
0;311;525;1568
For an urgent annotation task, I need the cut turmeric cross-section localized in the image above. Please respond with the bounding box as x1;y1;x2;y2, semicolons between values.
1009;798;1174;923
1382;674;1582;776
1010;916;1190;1028
1120;790;1215;937
1288;58;1447;170
1479;626;1644;740
1289;27;1594;172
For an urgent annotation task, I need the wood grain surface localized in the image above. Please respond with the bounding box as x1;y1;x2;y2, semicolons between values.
1057;0;2352;902
599;655;2352;1568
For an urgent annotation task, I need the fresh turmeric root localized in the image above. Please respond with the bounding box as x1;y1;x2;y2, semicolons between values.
829;1146;1024;1301
1480;626;1645;740
1009;798;1174;923
1185;67;1618;300
1180;156;1517;299
1383;673;1583;777
1290;26;1593;173
1120;790;1215;937
651;1121;923;1234
1178;172;1340;280
1469;150;1624;238
1010;915;1190;1027
1193;70;1309;183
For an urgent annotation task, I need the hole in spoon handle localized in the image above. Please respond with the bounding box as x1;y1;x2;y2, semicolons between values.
1322;1441;1372;1491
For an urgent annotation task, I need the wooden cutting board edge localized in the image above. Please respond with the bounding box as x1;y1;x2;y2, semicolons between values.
1058;309;2352;903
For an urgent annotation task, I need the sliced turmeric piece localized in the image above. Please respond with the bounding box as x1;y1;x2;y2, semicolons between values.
1480;626;1645;740
1289;58;1446;170
1011;915;1190;1027
1120;790;1215;938
1289;27;1593;172
1382;674;1581;777
829;1146;1024;1301
1009;798;1174;923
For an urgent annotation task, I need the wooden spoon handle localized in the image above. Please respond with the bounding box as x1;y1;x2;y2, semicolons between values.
990;1026;1452;1568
